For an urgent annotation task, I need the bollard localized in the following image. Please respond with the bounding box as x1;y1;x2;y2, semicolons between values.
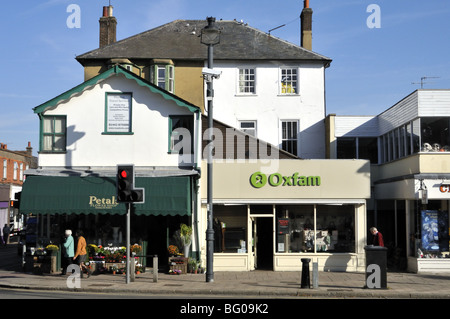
153;255;158;283
312;261;319;288
300;258;311;288
130;258;135;282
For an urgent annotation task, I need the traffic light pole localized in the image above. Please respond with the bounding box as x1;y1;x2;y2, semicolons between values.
126;203;131;284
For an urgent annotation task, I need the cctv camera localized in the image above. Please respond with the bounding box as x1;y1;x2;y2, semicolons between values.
202;67;221;78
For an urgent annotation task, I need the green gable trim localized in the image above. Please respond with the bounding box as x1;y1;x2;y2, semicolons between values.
33;65;200;114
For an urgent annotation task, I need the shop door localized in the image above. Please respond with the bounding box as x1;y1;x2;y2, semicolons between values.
252;216;273;270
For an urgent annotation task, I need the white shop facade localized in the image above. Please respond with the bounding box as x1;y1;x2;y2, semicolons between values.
199;159;371;272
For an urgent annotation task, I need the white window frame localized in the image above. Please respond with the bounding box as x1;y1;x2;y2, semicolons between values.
2;160;6;179
13;162;18;180
239;120;257;137
280;120;299;155
237;68;256;94
151;64;175;93
279;67;298;95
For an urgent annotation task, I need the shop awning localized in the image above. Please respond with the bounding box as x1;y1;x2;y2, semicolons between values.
20;175;192;216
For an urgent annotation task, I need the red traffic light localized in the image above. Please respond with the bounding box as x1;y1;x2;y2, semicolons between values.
120;170;128;179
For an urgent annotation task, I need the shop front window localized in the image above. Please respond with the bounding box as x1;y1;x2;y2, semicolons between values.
213;205;247;253
411;200;450;258
276;204;355;253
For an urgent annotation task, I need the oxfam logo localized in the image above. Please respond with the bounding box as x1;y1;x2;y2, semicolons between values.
250;172;321;188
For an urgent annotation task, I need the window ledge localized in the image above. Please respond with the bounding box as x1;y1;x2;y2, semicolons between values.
102;132;134;135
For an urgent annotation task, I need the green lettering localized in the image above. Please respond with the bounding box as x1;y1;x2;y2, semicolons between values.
269;173;282;186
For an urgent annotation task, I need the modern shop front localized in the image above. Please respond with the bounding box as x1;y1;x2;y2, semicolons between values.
374;172;450;273
200;159;371;272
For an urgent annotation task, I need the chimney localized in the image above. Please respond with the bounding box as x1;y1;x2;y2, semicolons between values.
99;5;117;48
26;142;32;156
300;0;313;51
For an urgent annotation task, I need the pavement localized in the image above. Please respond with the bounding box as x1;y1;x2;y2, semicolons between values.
1;242;450;299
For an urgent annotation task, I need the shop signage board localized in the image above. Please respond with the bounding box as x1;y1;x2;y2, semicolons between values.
203;159;371;201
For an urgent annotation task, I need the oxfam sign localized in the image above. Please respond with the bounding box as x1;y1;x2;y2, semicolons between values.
250;172;321;189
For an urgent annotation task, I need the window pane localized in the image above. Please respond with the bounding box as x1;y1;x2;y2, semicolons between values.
421;117;450;152
358;137;378;163
54;117;65;134
316;205;355;253
280;68;298;94
281;121;298;155
43;136;53;151
43;118;53;133
276;205;314;253
54;136;65;151
238;68;255;94
336;138;356;159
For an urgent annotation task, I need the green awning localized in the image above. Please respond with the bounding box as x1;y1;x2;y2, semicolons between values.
20;175;192;216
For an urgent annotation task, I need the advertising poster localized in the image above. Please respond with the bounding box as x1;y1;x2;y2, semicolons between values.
421;210;449;252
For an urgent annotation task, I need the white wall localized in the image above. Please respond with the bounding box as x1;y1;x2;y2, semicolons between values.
211;61;326;159
39;74;195;168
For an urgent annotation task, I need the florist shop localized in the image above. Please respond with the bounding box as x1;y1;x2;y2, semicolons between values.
19;172;197;274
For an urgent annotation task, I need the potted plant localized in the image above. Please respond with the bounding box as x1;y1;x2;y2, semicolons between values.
180;224;192;257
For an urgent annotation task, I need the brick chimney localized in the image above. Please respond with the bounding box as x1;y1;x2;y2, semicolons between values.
26;142;32;156
99;6;117;48
300;0;313;50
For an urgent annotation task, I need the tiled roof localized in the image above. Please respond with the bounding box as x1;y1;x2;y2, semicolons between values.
76;19;331;64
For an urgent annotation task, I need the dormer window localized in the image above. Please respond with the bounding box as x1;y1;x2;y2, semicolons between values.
150;59;174;93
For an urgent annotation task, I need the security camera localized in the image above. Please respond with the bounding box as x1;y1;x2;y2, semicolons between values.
202;67;221;79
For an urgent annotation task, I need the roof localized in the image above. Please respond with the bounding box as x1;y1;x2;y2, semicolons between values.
33;65;200;114
76;19;332;65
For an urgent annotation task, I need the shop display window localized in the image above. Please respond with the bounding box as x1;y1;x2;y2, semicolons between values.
410;200;450;258
276;204;355;253
213;205;247;253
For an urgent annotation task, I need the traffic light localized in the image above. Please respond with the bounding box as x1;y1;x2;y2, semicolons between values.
116;165;144;203
11;192;21;209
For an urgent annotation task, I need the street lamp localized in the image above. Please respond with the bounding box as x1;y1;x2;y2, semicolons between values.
201;17;220;283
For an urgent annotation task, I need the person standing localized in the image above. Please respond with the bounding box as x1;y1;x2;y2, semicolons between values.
62;229;74;275
370;227;384;247
2;224;11;246
73;230;91;278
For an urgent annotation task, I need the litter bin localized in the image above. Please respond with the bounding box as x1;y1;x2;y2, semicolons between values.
364;245;387;289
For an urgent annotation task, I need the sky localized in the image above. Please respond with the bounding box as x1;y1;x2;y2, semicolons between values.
1;0;450;155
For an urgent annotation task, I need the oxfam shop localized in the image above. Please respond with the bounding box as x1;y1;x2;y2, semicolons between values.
200;159;371;272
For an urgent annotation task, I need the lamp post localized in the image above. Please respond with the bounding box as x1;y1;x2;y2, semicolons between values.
201;17;220;283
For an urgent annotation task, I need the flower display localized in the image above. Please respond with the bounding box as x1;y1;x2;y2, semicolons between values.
168;245;179;255
45;244;59;251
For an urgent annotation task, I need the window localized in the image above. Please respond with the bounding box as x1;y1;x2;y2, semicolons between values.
337;137;378;163
358;137;378;163
41;116;66;152
336;138;356;159
19;163;23;181
276;204;355;253
281;120;299;155
421;117;450;152
280;68;298;94
169;115;194;154
151;64;174;93
2;160;6;179
238;68;255;94
239;121;257;137
13;162;18;180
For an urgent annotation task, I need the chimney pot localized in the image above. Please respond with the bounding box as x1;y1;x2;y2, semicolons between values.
103;6;109;17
